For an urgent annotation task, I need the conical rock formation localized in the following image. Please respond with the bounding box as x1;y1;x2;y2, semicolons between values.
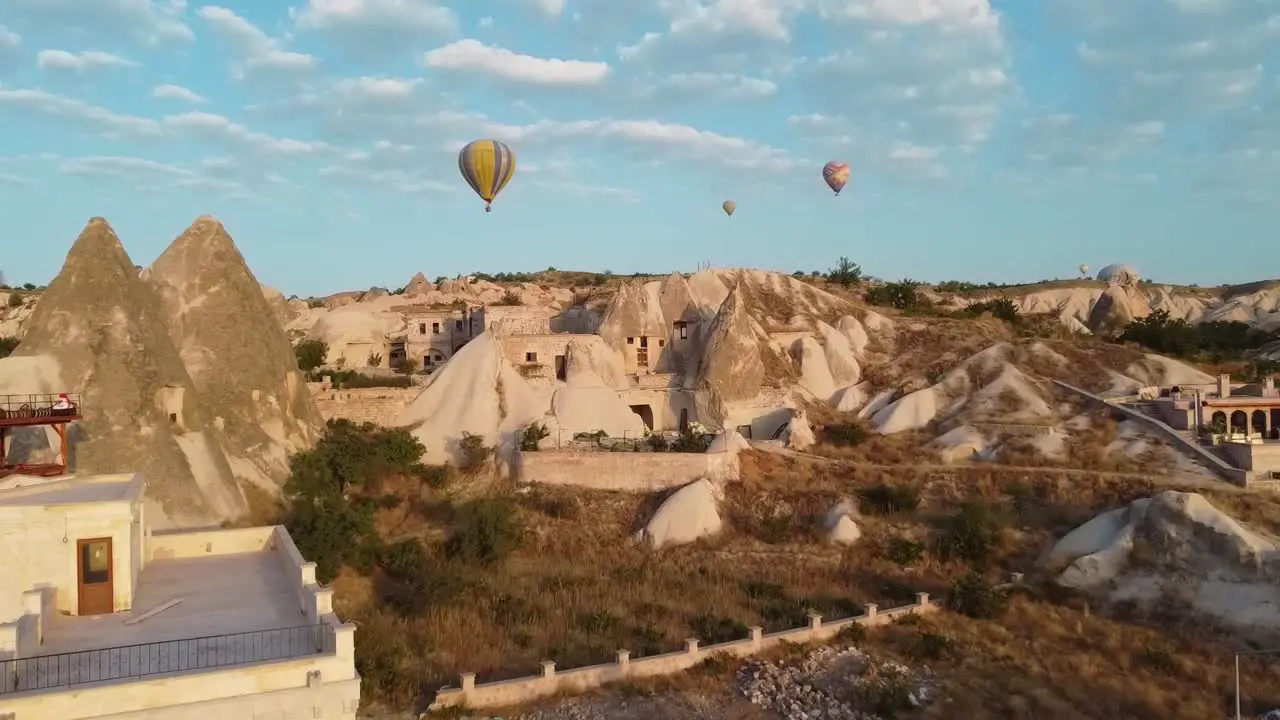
13;218;246;526
144;216;324;490
696;287;765;403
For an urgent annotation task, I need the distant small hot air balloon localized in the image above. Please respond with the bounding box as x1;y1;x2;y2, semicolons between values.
822;161;850;195
1079;264;1090;277
722;200;736;217
458;139;516;212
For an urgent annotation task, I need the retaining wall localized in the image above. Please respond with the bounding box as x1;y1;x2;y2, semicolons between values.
307;384;422;424
515;449;738;490
430;594;936;710
1052;380;1249;486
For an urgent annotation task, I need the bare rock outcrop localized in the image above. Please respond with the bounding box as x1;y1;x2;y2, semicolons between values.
144;216;324;490
599;280;668;349
695;287;766;403
12;218;246;526
1087;284;1151;333
404;272;434;295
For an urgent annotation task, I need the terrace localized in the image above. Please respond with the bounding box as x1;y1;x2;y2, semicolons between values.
1;524;342;697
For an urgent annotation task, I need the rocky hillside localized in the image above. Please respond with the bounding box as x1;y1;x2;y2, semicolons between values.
143;216;325;490
0;216;324;528
0;218;247;526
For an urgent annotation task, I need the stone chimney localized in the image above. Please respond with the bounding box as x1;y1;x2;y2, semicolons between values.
1217;374;1231;398
1264;376;1277;398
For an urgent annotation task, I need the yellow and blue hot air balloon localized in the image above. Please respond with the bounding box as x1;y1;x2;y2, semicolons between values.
458;139;516;212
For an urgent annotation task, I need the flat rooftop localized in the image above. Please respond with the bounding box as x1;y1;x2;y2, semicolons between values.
0;473;142;507
40;550;310;655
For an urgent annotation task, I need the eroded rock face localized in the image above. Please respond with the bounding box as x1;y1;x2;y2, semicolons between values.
696;288;766;404
144;215;325;491
1087;284;1151;333
13;218;246;526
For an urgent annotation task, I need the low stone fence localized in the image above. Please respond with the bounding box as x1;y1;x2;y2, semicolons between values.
430;593;936;711
515;449;738;490
1052;380;1249;486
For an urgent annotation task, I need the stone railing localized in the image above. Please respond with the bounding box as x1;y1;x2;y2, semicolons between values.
629;372;679;389
429;593;935;711
1052;380;1249;486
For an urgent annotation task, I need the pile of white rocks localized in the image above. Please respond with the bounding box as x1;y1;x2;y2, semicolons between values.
735;645;937;719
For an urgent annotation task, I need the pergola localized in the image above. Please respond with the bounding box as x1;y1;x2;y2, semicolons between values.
0;392;81;477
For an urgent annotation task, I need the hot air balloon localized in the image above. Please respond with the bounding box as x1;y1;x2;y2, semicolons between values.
722;200;736;217
822;161;850;195
458;139;516;212
1079;264;1089;277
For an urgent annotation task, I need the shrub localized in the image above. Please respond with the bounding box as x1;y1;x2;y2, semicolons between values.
280;420;428;581
519;422;550;451
294;339;327;372
307;299;324;309
457;432;492;470
366;352;383;367
824;421;868;447
0;336;17;358
856;483;921;515
6;293;22;308
947;571;1008;619
963;297;1020;324
863;279;930;312
936;502;998;564
670;427;712;453
495;290;523;305
828;257;863;288
884;537;924;566
444;498;523;565
417;463;452;488
327;370;413;389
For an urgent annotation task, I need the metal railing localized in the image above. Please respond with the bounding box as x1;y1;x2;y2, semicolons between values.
1;624;331;694
0;392;82;420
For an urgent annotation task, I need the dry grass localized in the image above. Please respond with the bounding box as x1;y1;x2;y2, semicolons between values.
347;442;1280;716
860;599;1280;719
861;316;1013;388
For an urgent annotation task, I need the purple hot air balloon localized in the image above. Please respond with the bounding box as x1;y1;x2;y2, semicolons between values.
822;161;850;195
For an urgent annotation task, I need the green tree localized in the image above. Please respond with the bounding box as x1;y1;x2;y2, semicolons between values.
294;339;328;372
828;257;863;287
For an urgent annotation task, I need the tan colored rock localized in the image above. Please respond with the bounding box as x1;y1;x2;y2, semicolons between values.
12;218;246;526
144;215;325;491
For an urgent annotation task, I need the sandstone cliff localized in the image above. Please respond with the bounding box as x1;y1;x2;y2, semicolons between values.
144;216;324;490
13;218;246;526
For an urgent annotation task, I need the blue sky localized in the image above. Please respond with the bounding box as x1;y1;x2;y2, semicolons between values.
0;0;1277;296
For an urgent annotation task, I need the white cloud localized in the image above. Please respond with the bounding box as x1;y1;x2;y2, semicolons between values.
198;6;318;75
162;112;326;155
59;155;244;194
635;72;776;100
423;40;610;86
1016;112;1166;171
478;16;494;28
4;0;193;44
531;0;566;16
152;83;208;103
291;0;457;59
0;173;29;185
37;49;138;72
0;87;161;137
0;26;19;52
476;117;802;173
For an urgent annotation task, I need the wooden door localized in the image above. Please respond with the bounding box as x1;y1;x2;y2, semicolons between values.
77;537;113;615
